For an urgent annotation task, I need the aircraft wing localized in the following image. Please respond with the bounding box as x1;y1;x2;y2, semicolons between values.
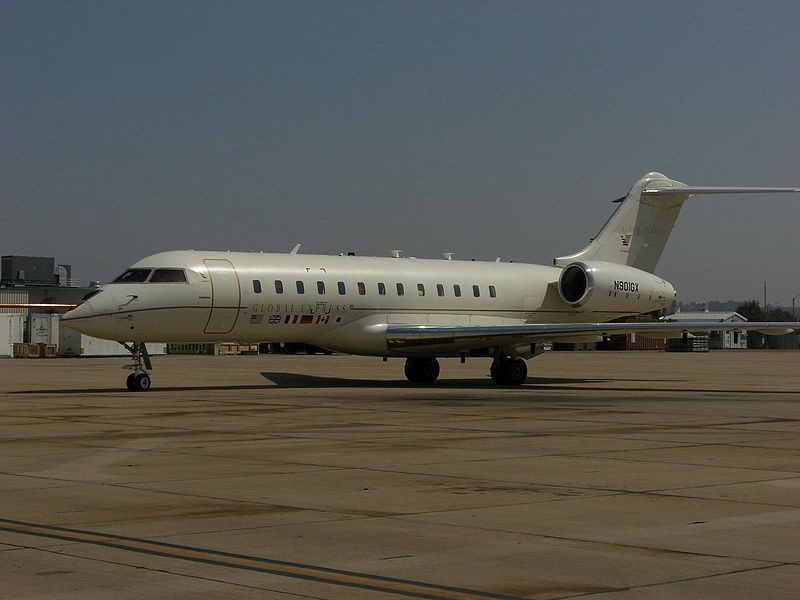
386;321;800;350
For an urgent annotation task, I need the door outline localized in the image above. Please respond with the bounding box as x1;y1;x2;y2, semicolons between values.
203;259;241;334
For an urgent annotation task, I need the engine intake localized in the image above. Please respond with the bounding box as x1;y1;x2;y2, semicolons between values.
559;263;592;305
558;261;675;312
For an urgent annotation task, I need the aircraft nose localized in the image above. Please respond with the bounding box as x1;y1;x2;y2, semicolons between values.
61;288;116;332
63;298;94;320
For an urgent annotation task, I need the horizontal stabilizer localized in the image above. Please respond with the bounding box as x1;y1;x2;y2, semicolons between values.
644;186;800;196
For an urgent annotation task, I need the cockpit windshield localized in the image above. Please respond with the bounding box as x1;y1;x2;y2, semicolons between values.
112;269;152;283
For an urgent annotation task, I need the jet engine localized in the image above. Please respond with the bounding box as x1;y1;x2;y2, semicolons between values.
558;261;675;313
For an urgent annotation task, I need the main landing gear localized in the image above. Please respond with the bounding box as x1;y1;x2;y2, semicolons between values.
490;354;528;385
404;357;440;383
402;354;529;385
122;342;152;391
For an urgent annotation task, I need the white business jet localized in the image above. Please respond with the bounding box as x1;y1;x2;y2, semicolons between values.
62;172;800;391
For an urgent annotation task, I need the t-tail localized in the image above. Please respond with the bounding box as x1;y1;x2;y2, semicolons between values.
554;172;799;273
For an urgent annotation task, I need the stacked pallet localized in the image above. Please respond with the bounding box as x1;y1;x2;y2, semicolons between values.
13;343;58;358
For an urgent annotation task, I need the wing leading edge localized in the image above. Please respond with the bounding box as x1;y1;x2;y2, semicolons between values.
386;321;800;350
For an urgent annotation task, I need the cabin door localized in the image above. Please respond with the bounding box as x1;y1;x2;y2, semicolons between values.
204;259;241;334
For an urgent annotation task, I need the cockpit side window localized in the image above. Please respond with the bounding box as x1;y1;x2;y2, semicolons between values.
149;268;188;283
112;269;152;283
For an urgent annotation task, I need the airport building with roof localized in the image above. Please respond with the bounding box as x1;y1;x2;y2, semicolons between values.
662;310;748;349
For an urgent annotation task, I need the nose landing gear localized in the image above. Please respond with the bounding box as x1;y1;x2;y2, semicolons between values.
121;342;153;391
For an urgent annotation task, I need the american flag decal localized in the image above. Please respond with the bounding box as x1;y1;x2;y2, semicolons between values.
249;314;263;325
620;234;632;247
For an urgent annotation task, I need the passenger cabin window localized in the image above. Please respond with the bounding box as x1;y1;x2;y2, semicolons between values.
377;282;386;295
317;281;325;294
473;285;480;298
417;283;425;296
338;281;346;295
252;280;262;294
112;269;151;283
149;268;187;283
453;284;462;297
296;281;305;294
274;280;284;294
489;285;496;298
436;283;445;297
396;283;405;296
357;282;366;295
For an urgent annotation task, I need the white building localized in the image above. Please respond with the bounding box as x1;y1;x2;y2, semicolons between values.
662;310;748;349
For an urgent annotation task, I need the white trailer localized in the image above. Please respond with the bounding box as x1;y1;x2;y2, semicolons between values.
0;313;25;357
29;313;60;345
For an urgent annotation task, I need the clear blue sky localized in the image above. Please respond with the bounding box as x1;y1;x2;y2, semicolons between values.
2;1;799;304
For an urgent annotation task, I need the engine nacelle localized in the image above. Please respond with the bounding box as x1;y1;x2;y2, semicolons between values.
558;261;675;313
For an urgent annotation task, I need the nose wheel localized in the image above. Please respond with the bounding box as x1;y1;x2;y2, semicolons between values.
121;342;153;391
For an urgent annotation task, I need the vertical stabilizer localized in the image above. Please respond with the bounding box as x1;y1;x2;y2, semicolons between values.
555;173;799;273
555;172;689;273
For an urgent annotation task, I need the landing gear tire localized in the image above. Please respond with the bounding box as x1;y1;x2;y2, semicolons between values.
126;371;152;391
404;357;440;383
134;373;152;391
507;358;527;385
490;357;527;385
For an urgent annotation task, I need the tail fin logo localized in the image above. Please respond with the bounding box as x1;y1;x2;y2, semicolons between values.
620;234;632;252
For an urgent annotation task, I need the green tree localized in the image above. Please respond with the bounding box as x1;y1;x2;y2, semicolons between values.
736;300;763;322
766;307;793;322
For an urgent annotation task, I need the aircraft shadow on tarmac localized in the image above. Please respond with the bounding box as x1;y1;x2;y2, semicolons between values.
259;371;673;390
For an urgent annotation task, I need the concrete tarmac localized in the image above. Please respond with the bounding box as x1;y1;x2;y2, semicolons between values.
1;350;799;599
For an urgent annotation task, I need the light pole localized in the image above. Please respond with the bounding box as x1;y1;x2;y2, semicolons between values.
793;294;800;320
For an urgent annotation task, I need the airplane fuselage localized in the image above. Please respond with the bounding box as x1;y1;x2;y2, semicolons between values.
63;250;675;356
